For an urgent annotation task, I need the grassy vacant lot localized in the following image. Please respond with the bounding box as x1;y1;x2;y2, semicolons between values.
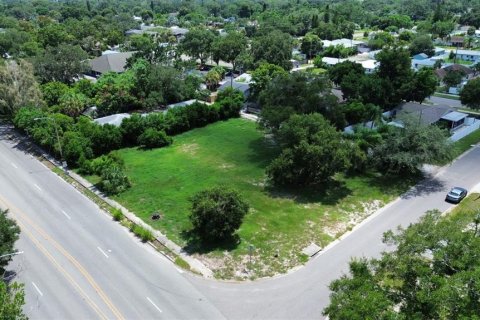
100;119;413;279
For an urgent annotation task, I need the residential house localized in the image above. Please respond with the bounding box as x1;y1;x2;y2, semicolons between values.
170;26;189;41
390;102;454;126
412;53;429;60
435;64;474;81
89;51;135;77
447;36;464;47
452;49;480;63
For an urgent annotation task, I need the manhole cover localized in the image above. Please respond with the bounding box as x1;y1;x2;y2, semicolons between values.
151;212;162;220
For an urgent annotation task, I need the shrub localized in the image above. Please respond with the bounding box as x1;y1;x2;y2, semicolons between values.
120;113;146;146
91;124;122;156
132;225;154;242
189;187;249;242
62;131;93;167
79;152;124;175
111;208;124;221
98;165;131;195
137;128;172;149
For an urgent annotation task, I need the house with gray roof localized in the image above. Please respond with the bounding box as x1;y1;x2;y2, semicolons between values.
89;52;134;77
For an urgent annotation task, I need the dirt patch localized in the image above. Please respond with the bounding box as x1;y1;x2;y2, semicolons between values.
179;143;199;155
219;163;235;170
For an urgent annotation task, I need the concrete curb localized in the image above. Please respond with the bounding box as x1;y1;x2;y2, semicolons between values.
67;171;213;278
5;125;213;278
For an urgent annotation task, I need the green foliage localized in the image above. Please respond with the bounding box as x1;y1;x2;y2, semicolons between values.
328;61;364;86
322;45;356;59
460;78;480;109
111;208;124;221
190;187;249;242
94;70;139;116
138;128;172;149
0;59;43;116
372;118;453;175
216;88;244;119
179;27;216;66
324;206;480;319
368;31;395;50
0;282;27;320
211;31;247;72
98;165;131;195
132;225;154;242
403;68;438;103
259;72;343;131
409;33;435;57
300;32;322;59
62;130;93;166
443;70;465;88
267;113;350;186
0;209;20;272
33;44;89;84
342;101;381;125
251;30;293;70
58;91;89;117
41;81;70;106
250;63;288;100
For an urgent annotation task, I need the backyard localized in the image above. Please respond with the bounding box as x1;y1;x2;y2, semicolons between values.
88;118;414;279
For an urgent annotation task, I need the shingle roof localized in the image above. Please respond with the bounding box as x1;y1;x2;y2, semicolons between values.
89;52;134;74
395;102;453;125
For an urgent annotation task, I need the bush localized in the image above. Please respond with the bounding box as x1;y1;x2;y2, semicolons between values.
120;113;146;146
189;187;249;242
137;128;172;149
98;165;131;195
91;124;122;156
62;131;93;167
132;225;154;242
111;208;124;221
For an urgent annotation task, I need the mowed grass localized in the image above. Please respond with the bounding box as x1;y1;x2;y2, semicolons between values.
106;119;413;279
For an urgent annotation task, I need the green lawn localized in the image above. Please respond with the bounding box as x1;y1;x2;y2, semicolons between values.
451;128;480;159
93;119;414;279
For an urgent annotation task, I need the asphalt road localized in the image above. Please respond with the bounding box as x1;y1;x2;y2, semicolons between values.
188;145;480;320
1;125;224;320
2;122;480;320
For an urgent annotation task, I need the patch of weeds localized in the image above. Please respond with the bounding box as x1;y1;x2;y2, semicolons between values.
112;208;124;221
132;225;154;242
174;257;191;271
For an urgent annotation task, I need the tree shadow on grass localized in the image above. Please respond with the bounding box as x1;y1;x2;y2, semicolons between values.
264;179;352;206
180;230;241;254
247;137;281;169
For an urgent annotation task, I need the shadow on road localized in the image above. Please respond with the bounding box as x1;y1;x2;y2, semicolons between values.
400;176;446;199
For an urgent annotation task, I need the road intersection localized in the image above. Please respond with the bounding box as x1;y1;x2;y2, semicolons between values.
2;123;480;319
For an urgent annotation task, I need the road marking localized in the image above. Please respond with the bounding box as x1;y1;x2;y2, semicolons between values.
176;267;184;274
146;297;162;313
32;282;43;296
97;246;109;258
0;195;124;320
33;184;41;191
10;162;18;169
61;210;71;220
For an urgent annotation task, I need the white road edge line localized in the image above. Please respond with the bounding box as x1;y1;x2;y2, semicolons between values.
176;267;184;274
10;162;18;169
61;210;71;220
32;282;43;297
96;246;109;258
33;184;42;191
146;297;162;313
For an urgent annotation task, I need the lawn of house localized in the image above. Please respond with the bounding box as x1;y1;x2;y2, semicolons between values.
89;118;414;279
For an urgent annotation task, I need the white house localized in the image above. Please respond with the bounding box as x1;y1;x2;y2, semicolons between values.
452;49;480;63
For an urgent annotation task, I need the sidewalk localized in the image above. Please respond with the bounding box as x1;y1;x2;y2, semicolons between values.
68;171;213;278
4;123;213;278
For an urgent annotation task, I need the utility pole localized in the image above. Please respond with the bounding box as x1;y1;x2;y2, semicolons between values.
34;117;67;173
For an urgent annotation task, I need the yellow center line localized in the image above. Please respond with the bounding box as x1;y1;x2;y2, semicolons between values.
13;217;108;320
0;195;125;320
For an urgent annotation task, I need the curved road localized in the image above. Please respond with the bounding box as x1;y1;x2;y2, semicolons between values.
2;123;480;319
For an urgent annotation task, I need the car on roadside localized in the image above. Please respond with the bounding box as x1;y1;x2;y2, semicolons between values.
445;187;468;203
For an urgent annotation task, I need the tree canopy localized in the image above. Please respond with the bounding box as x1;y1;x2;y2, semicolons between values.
324;208;480;320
